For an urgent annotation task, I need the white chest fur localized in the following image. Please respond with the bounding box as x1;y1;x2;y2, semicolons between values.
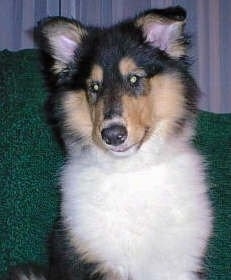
61;148;212;280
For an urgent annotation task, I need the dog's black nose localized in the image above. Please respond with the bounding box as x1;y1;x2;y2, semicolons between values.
101;125;127;146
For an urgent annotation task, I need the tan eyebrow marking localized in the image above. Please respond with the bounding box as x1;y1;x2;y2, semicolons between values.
119;57;146;78
90;64;103;82
119;57;138;76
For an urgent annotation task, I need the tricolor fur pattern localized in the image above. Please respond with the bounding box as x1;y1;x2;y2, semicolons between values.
10;6;213;280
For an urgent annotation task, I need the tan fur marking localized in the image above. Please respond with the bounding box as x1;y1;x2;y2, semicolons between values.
62;90;112;150
121;73;186;144
52;61;66;74
150;73;185;120
62;91;92;140
88;65;106;146
122;92;155;145
149;73;186;137
119;57;138;76
168;40;186;58
136;14;163;28
90;64;103;82
91;99;105;148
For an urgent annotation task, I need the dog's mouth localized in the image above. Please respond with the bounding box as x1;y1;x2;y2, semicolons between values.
109;142;139;156
104;127;150;157
97;119;150;157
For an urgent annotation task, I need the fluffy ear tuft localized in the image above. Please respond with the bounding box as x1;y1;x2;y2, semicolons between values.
36;17;87;72
135;6;188;58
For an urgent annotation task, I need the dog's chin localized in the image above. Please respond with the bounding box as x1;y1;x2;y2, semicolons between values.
107;143;140;157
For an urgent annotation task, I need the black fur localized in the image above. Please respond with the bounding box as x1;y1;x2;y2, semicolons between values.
6;264;47;280
139;6;187;21
47;221;104;280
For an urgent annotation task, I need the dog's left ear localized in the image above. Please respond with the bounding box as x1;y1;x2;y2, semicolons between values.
135;6;187;58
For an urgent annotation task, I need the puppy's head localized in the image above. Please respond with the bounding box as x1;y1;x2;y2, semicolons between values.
37;6;199;156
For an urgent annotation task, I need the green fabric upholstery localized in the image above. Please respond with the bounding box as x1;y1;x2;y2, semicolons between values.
0;50;230;279
0;50;63;277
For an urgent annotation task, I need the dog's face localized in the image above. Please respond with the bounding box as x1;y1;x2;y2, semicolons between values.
37;6;198;156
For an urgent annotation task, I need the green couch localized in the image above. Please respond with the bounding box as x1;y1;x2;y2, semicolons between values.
0;50;230;279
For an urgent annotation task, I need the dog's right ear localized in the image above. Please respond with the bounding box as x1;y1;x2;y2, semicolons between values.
36;17;87;73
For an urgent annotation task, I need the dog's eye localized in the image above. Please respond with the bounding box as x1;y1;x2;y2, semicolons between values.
126;72;147;95
90;81;101;93
129;75;139;85
88;81;101;103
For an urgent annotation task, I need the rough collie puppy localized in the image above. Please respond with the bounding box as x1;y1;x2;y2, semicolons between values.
11;6;213;280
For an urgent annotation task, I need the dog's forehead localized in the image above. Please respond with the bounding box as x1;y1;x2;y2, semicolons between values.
88;29;142;77
89;56;138;82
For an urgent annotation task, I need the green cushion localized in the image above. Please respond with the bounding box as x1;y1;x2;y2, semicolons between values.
0;50;62;276
0;50;230;279
194;111;231;279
